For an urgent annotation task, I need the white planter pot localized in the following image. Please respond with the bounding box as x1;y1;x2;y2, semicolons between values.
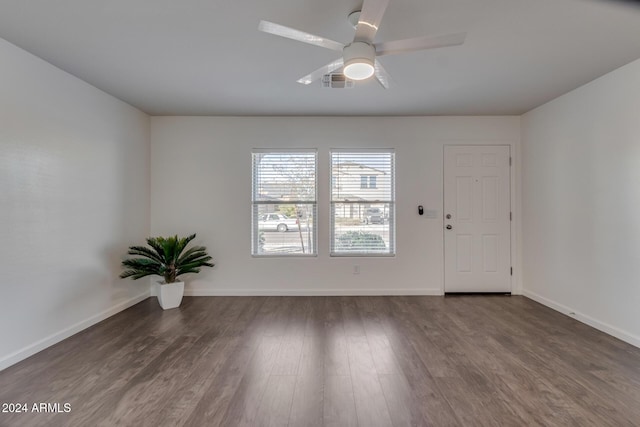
156;281;184;310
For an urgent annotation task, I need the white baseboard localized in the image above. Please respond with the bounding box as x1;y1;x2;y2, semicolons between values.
183;288;443;296
0;291;150;372
523;290;640;349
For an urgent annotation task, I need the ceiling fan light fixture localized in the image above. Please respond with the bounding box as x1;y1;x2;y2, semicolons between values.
343;42;376;80
344;60;374;80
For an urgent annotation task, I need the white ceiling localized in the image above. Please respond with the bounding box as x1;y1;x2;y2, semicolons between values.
1;0;639;116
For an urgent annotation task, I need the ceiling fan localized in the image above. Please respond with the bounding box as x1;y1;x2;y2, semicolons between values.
258;0;467;88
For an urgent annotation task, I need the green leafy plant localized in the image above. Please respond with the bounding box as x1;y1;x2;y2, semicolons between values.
336;231;386;252
120;233;214;284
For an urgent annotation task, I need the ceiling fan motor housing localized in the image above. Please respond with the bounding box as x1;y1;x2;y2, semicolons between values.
343;42;376;79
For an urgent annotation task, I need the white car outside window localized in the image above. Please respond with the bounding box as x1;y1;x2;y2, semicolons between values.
258;214;299;232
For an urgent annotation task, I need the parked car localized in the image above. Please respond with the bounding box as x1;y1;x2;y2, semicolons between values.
363;208;384;224
258;213;300;232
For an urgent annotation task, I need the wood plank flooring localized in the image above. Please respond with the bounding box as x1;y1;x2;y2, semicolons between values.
2;296;640;426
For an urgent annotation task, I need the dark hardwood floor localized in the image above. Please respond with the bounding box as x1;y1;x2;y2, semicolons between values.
2;295;640;426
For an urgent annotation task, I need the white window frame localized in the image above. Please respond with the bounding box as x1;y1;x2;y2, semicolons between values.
251;149;317;257
330;149;396;257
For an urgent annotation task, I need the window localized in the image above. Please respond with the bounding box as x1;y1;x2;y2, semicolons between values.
360;175;378;189
252;150;317;256
331;150;395;256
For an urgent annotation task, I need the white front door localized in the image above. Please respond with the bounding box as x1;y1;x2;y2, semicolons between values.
444;145;511;293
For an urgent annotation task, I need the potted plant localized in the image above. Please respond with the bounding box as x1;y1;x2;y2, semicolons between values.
120;233;214;309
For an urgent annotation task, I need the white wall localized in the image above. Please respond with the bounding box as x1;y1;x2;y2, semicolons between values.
151;116;520;296
522;58;640;347
0;39;150;370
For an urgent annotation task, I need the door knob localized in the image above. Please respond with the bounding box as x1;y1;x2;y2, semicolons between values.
446;225;452;230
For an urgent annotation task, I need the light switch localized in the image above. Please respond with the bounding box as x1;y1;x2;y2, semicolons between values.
425;209;438;218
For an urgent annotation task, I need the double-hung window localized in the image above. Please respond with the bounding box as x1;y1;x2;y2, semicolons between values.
251;150;317;256
330;150;395;256
360;175;377;189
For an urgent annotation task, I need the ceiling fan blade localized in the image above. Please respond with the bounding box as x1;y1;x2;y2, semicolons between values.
354;0;390;43
374;60;394;89
297;58;345;85
259;20;344;52
375;32;467;56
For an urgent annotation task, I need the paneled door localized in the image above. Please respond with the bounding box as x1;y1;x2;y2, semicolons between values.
444;145;511;293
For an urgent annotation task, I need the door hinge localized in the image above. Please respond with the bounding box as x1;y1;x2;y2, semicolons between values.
509;157;512;166
510;212;512;221
510;267;513;276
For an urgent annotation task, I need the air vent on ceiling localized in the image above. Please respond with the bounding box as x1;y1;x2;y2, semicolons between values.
322;73;354;89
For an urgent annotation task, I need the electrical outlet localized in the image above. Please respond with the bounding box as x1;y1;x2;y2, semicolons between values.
353;265;360;275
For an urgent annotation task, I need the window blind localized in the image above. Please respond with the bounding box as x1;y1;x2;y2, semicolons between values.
251;150;317;256
330;150;395;256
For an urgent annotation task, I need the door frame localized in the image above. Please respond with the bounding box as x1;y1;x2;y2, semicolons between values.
442;144;516;294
